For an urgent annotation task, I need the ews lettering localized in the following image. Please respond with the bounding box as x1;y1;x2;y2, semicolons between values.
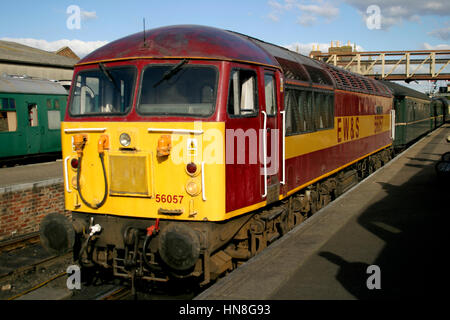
337;116;359;143
374;115;383;133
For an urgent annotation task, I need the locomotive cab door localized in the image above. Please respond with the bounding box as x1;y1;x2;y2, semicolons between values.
260;70;282;204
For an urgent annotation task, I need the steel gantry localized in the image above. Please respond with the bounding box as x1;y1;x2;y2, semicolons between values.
310;50;450;81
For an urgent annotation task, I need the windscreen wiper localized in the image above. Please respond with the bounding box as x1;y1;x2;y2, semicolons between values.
99;62;120;93
153;59;188;88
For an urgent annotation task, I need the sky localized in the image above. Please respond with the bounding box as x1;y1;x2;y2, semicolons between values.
0;0;449;93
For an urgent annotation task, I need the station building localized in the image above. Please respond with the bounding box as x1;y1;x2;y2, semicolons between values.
0;40;79;89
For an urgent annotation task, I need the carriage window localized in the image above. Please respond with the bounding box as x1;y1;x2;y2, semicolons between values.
315;93;334;130
70;66;136;116
28;104;38;127
47;99;52;109
264;74;277;116
285;90;297;134
302;91;314;132
314;93;323;129
47;110;61;130
0;111;17;132
228;69;258;117
1;98;15;110
138;64;217;116
285;89;332;135
54;99;60;109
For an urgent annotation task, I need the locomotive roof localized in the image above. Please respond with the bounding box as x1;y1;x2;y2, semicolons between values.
380;81;430;101
79;25;279;68
0;74;68;95
78;24;391;97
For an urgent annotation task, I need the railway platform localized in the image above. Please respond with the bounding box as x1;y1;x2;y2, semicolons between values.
0;160;62;189
196;124;450;300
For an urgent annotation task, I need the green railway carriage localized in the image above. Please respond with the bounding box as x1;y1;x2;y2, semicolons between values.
431;97;447;127
381;81;432;148
0;75;67;161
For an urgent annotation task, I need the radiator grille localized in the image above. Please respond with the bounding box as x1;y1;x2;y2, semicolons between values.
109;154;150;196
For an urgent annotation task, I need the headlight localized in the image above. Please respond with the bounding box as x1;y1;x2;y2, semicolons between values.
119;133;131;147
185;180;200;196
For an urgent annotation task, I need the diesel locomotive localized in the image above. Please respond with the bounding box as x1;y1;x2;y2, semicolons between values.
41;25;397;286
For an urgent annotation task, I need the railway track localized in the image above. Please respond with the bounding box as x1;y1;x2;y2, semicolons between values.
0;233;199;300
0;233;40;255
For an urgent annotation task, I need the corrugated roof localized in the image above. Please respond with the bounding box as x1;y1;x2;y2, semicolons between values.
0;75;68;95
0;40;78;68
380;81;430;101
323;64;392;97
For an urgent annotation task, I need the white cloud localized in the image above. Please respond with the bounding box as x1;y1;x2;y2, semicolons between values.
81;10;97;21
343;0;450;30
267;13;280;22
297;14;317;27
0;37;108;58
296;2;339;20
421;42;450;50
428;26;450;41
267;0;339;26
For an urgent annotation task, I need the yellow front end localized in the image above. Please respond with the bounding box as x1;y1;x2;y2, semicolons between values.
62;121;226;222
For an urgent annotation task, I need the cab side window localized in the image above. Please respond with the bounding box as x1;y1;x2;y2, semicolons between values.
264;74;277;116
227;69;258;117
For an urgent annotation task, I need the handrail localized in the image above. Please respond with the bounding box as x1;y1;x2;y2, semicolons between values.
262;111;268;198
64;156;72;193
280;110;286;185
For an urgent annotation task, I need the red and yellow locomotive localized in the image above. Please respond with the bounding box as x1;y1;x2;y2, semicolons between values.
41;25;394;285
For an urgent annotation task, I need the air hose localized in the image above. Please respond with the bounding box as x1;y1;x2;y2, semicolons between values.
77;153;108;209
142;219;162;272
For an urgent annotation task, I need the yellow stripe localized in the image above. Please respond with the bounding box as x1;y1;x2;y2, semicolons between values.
395;117;434;126
286;114;391;159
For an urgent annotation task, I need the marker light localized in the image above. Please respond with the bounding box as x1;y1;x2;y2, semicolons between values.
186;162;198;175
119;133;131;147
71;158;79;169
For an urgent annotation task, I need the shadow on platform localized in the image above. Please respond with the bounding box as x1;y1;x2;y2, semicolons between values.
319;127;449;299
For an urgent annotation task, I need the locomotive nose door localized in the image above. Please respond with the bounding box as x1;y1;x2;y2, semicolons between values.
261;70;281;204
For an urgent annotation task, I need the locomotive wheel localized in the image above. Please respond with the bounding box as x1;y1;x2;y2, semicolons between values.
441;152;450;162
435;160;450;179
40;212;75;256
158;223;201;273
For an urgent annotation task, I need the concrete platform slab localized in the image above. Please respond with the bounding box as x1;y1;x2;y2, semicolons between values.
0;160;62;189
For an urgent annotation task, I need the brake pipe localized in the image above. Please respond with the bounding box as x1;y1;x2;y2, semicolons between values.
142;219;161;271
74;134;109;210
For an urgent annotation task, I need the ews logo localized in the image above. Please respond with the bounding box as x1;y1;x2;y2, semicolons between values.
337;116;360;143
374;115;384;134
